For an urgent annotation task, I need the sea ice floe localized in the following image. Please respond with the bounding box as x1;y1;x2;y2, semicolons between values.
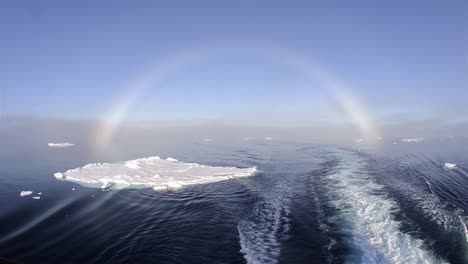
443;163;457;170
20;191;33;197
54;172;65;179
100;181;113;190
54;156;256;191
32;196;41;200
401;138;424;143
48;142;75;147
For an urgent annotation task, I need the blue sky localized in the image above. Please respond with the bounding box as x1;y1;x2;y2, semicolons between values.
1;0;467;125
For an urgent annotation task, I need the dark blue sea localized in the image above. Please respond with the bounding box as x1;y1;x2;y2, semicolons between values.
0;139;467;263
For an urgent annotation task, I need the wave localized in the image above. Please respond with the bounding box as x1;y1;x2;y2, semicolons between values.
399;159;464;232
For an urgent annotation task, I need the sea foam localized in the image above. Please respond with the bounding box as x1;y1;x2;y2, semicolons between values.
325;151;439;263
54;156;256;190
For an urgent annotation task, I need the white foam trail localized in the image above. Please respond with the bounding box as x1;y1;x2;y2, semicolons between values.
48;142;74;147
238;197;290;264
460;216;468;244
325;151;441;263
54;156;256;190
393;176;458;232
238;180;291;264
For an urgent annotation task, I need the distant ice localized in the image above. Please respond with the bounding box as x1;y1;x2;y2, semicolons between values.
203;138;212;142
264;137;273;141
401;138;424;143
443;163;457;170
48;142;75;147
101;181;113;190
32;196;40;200
54;156;256;191
354;138;364;143
54;172;65;179
20;191;33;197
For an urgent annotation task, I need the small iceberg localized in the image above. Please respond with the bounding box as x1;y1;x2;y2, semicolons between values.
48;142;75;148
20;191;33;197
32;196;41;200
354;138;364;143
54;156;256;191
54;172;65;179
443;163;457;170
401;138;424;143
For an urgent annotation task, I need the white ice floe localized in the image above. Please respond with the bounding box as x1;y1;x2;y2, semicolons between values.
20;191;33;197
54;156;256;191
401;138;424;143
101;181;113;190
443;163;457;170
54;172;65;179
48;142;75;147
264;137;273;141
32;196;40;200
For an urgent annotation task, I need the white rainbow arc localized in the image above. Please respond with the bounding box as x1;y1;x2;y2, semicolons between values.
91;45;380;152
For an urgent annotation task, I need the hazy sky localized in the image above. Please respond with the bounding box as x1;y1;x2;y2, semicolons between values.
1;0;467;126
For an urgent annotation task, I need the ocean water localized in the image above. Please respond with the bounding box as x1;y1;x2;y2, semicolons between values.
0;139;467;264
